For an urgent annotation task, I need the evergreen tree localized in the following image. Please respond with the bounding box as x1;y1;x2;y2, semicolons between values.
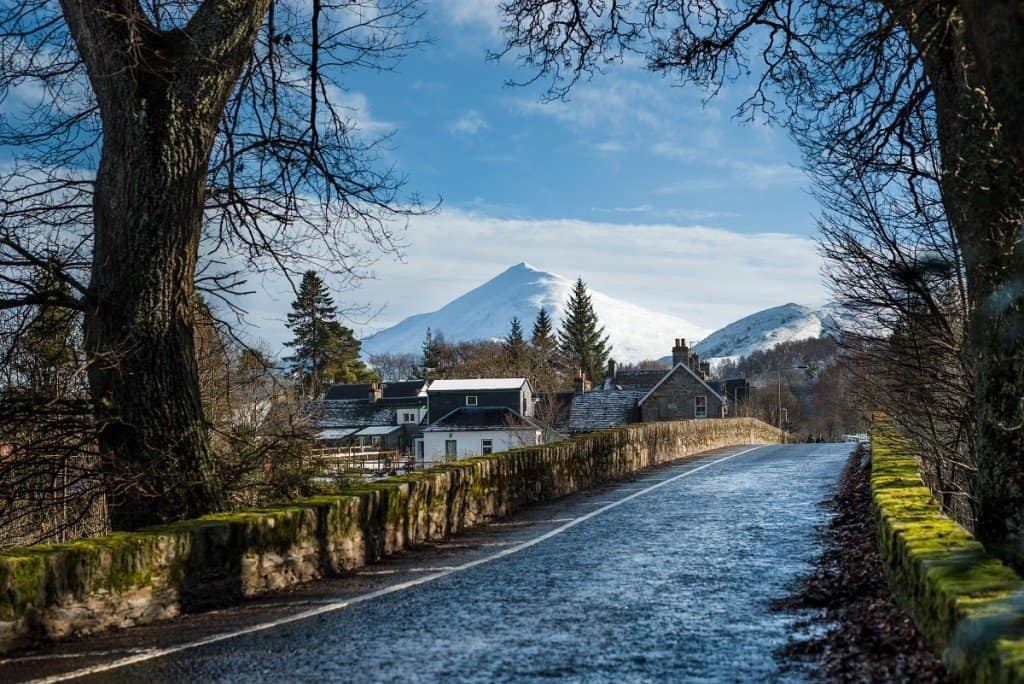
531;307;555;350
503;317;527;368
284;271;372;396
557;278;611;384
413;327;444;379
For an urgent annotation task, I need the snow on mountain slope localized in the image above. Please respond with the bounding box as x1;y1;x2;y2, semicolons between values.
360;262;708;362
690;302;841;360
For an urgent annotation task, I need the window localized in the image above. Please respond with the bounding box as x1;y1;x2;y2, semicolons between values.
402;411;417;423
481;439;493;455
694;395;707;418
445;439;457;460
466;395;478;406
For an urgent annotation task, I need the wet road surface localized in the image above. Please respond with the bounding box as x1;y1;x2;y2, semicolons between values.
2;443;849;683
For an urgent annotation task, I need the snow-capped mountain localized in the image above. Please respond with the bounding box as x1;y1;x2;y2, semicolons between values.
690;302;847;361
360;262;708;362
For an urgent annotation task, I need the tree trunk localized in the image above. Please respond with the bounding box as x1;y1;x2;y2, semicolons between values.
62;1;270;530
901;1;1024;556
84;78;225;530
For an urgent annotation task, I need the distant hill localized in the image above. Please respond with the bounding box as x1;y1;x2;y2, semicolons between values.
687;303;848;362
360;262;709;363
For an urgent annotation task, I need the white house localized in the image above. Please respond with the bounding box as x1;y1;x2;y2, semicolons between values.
417;378;545;461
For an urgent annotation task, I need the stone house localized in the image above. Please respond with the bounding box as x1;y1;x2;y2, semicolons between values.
567;337;738;433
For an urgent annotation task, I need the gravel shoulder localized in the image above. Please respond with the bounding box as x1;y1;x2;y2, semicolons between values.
773;447;952;682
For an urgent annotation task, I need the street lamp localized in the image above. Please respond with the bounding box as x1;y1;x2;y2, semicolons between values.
775;364;810;442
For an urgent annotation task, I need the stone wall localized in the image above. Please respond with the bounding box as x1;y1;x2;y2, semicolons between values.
0;417;778;653
871;417;1024;682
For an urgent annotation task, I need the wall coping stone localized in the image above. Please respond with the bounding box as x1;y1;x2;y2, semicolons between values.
871;416;1024;682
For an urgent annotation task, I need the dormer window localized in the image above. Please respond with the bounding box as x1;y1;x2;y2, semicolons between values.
466;395;478;406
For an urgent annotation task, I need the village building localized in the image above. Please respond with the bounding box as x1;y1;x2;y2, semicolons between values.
311;379;428;453
419;378;547;461
567;338;746;434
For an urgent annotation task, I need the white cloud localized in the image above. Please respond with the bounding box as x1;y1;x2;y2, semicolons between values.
513;81;668;132
651;141;699;161
727;160;807;188
329;88;393;134
435;0;501;33
450;109;489;136
656;159;807;194
593;140;625;153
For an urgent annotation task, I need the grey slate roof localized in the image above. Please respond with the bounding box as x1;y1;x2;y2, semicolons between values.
324;380;427;401
324;383;373;401
423;406;544;432
383;380;427;399
567;390;644;434
603;370;665;392
309;400;396;428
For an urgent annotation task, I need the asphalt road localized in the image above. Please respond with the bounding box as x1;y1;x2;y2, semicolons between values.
1;442;850;683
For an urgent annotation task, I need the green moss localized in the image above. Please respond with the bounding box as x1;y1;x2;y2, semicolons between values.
872;418;1024;682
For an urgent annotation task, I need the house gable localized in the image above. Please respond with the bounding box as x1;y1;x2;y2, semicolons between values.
638;363;727;421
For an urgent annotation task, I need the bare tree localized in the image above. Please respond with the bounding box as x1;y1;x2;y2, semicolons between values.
0;1;426;531
499;0;1024;553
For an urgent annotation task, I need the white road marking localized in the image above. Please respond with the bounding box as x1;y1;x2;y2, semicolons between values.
25;445;762;684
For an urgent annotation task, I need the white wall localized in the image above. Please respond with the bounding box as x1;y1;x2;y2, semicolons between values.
397;406;426;424
422;428;542;461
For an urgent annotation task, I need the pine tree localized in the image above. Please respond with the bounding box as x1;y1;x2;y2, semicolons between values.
530;306;558;373
284;271;372;396
557;278;611;385
531;307;555;350
413;327;445;379
503;317;527;371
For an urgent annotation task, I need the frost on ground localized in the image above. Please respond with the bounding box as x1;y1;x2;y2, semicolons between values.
773;447;951;682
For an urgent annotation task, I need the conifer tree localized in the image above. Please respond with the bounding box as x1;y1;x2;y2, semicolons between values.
557;278;611;384
531;307;555;351
284;271;372;396
413;327;445;379
503;317;528;372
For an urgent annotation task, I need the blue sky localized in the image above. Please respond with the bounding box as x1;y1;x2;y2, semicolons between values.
238;1;829;353
342;5;819;232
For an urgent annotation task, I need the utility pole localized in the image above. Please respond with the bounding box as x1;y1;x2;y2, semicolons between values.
774;364;809;444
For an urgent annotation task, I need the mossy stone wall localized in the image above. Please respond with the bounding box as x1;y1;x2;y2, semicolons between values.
0;417;778;653
871;417;1024;681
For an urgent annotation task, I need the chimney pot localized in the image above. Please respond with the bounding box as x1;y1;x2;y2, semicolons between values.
672;336;690;366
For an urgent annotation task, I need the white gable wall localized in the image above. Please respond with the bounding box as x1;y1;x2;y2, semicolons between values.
422;428;541;461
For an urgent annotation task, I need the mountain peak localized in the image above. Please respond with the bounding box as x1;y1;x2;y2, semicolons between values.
362;265;707;362
692;302;836;360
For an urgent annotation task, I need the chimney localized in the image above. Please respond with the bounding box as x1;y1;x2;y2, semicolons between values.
672;338;689;367
607;358;617;382
573;370;591;394
699;360;711;380
368;382;383;403
689;352;701;373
